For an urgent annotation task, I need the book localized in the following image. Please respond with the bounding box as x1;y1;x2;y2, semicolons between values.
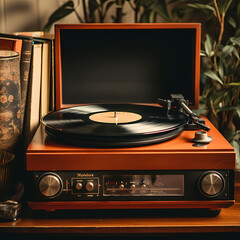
15;31;55;113
19;39;33;127
24;42;42;146
14;31;54;40
40;41;51;118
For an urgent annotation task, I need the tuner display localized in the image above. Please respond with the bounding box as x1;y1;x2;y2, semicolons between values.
103;175;184;196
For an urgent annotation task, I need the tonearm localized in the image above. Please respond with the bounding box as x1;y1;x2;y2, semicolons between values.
158;94;210;131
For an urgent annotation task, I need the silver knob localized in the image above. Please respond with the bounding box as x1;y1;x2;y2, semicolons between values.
200;172;224;196
76;182;83;190
86;182;94;192
39;174;61;198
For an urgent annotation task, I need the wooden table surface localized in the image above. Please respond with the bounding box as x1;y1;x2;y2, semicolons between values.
0;204;239;234
1;171;240;238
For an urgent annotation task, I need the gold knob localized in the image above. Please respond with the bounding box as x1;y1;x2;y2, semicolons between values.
76;182;82;190
86;182;94;192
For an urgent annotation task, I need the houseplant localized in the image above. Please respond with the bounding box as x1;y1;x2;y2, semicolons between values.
171;0;240;168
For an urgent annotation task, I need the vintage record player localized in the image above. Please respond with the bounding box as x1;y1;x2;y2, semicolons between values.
26;23;236;213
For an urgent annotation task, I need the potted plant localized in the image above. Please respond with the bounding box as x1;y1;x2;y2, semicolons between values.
171;0;240;168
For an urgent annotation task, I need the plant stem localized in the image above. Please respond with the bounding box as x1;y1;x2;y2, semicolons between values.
116;0;123;23
127;0;139;23
213;0;221;23
213;0;224;44
82;0;88;22
134;1;140;23
210;99;219;121
74;9;84;23
98;7;104;23
218;15;225;44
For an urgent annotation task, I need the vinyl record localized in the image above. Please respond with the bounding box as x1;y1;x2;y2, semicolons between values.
41;104;188;147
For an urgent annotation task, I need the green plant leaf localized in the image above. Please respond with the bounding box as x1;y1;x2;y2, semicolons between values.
237;105;240;118
89;0;99;18
200;50;207;56
232;47;240;59
187;3;215;12
140;10;152;23
219;59;224;80
44;0;75;32
222;45;235;58
217;106;238;112
100;0;108;4
224;82;240;87
218;0;232;15
151;0;170;21
212;90;229;109
231;130;240;169
204;34;212;56
105;1;115;12
227;16;237;28
230;36;240;47
204;71;223;85
168;0;187;4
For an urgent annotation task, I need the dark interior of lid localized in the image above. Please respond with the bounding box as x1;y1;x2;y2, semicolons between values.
60;28;196;106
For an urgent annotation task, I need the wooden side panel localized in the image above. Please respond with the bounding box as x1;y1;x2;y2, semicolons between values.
26;151;235;171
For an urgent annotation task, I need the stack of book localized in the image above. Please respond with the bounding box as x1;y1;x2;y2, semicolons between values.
0;32;54;148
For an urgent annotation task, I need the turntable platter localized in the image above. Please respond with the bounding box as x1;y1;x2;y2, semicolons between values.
41;104;188;147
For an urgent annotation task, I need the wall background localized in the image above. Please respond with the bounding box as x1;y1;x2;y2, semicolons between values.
0;0;135;34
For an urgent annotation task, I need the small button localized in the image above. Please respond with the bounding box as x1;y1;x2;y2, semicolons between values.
119;184;125;190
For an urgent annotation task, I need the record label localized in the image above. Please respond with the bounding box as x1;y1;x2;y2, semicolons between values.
89;111;142;124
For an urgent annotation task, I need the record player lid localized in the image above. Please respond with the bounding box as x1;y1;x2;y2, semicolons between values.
55;23;201;110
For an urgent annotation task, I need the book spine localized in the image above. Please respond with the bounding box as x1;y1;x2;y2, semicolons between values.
20;39;33;127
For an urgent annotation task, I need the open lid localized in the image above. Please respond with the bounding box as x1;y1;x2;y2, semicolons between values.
55;23;201;110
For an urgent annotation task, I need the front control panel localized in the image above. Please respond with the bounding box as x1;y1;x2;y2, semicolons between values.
30;170;234;202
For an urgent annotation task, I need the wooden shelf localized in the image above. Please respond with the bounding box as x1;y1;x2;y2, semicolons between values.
0;203;240;235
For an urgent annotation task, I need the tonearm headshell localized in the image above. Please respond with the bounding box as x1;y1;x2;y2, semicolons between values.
158;94;210;131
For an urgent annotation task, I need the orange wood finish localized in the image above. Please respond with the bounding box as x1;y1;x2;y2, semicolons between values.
26;117;235;171
28;200;234;211
55;23;201;110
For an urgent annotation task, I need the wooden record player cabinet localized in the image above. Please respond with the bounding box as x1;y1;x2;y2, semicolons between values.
26;23;235;212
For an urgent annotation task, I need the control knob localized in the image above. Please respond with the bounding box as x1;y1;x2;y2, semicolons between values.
38;174;62;198
86;181;94;192
199;172;224;197
130;184;136;190
76;182;83;190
